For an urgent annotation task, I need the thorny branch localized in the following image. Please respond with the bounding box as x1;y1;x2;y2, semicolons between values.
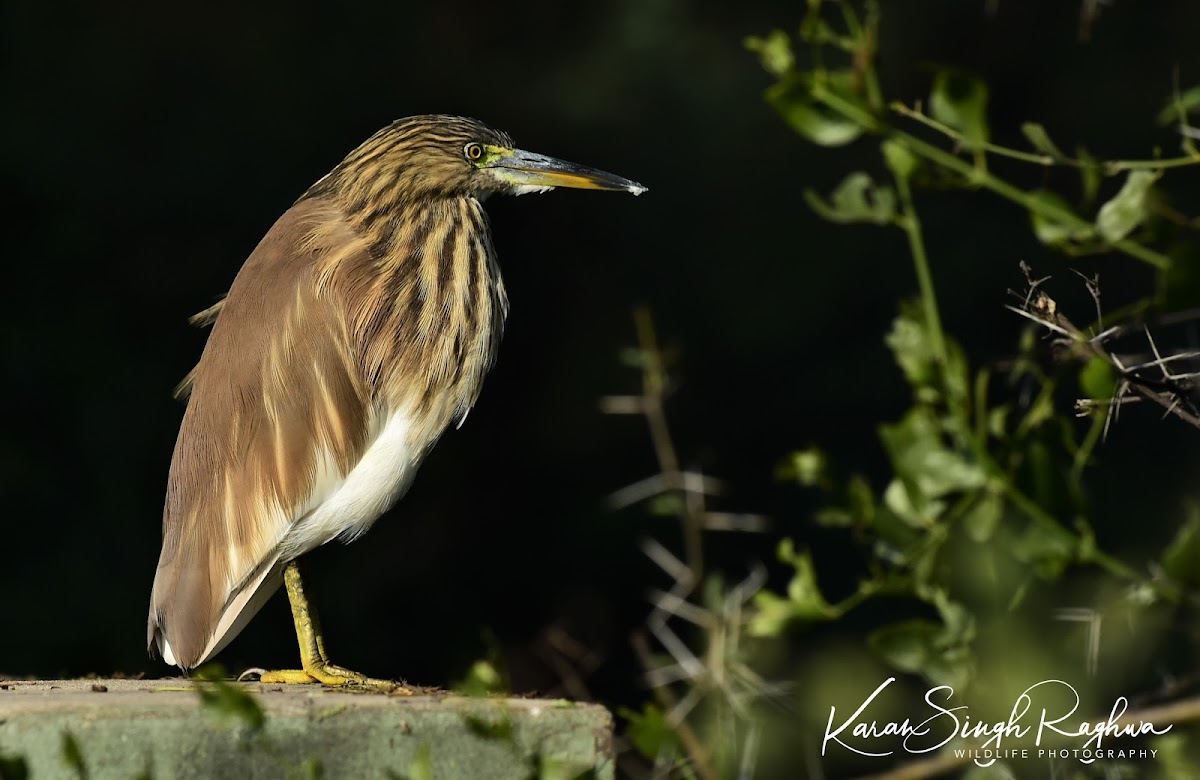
603;308;774;780
1008;262;1200;435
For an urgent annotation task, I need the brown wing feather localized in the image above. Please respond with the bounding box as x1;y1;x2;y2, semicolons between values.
148;199;371;669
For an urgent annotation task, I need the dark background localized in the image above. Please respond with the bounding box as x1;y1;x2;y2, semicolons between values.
3;0;1200;714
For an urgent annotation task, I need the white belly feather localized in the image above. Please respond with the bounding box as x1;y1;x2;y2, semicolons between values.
279;409;417;561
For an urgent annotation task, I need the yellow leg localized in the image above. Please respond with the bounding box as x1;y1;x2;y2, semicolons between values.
253;560;407;692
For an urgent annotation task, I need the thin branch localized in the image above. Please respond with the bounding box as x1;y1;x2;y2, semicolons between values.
891;101;1200;175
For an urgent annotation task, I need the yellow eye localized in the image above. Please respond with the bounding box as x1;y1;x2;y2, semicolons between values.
465;143;484;161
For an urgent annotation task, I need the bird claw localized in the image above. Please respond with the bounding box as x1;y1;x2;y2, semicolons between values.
244;663;409;692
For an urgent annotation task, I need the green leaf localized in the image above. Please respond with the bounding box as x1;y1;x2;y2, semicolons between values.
766;75;864;147
1013;520;1078;579
744;30;794;77
779;447;830;488
1020;122;1066;159
881;139;918;182
963;491;1003;542
748;540;838;636
868;619;942;674
192;666;265;736
929;70;990;149
1162;506;1200;587
1027;189;1094;247
1095;169;1161;243
987;406;1009;439
869;593;975;687
930;590;975;646
804;171;896;225
619;704;676;761
1078;356;1116;400
871;504;925;558
60;733;86;778
1157;84;1200;125
886;311;937;390
454;659;505;697
407;744;434;780
880;408;985;507
883;478;942;528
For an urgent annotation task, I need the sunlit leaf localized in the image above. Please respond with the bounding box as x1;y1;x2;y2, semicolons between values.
1095;169;1161;243
454;659;505;697
883;478;940;527
930;70;990;149
881;408;984;506
1020;122;1066;159
748;540;838;635
804;171;896;224
767;75;864;147
886;312;937;390
779;446;831;488
745;30;794;77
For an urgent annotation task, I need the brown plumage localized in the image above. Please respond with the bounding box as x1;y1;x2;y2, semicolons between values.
147;115;645;674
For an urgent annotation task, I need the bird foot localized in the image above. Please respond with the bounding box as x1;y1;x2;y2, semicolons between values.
242;664;409;693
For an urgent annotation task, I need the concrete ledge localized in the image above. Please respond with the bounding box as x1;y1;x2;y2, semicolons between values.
0;679;612;779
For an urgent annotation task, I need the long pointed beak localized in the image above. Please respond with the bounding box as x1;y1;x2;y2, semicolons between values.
485;148;647;195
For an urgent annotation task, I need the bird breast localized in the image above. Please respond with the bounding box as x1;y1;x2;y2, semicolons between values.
289;195;509;548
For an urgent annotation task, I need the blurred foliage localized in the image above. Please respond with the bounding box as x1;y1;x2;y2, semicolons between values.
192;665;266;736
600;1;1200;778
59;732;86;779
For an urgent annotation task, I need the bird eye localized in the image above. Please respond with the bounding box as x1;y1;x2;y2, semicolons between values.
465;143;484;161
